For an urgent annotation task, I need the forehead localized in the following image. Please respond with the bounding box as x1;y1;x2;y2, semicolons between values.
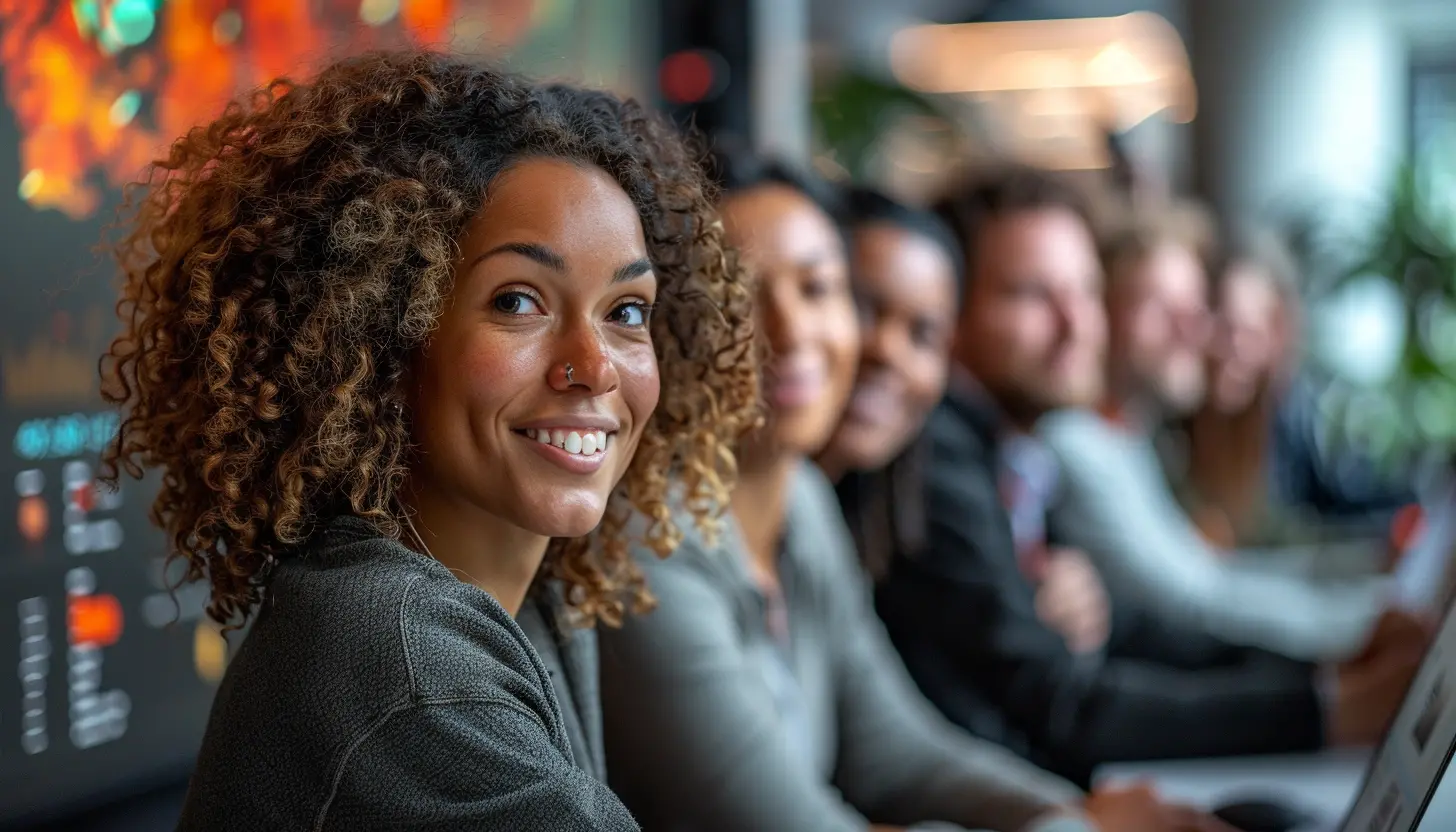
1122;242;1206;303
720;184;843;266
1220;267;1281;318
461;157;646;254
971;207;1099;284
853;224;957;300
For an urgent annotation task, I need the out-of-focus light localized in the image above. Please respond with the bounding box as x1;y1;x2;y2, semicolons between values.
1413;379;1456;440
1312;274;1408;386
105;0;158;49
212;10;243;45
659;49;727;105
72;0;103;38
889;12;1196;124
360;0;402;27
68;593;124;648
194;621;228;683
18;169;44;201
1419;295;1456;368
108;90;141;127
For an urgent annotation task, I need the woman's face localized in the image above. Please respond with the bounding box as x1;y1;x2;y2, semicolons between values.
409;157;660;538
1208;264;1287;414
825;222;957;472
721;183;859;458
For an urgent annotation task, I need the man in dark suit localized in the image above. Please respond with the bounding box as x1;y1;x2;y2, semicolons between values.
873;164;1424;787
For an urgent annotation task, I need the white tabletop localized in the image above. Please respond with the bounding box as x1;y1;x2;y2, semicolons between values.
1095;749;1371;825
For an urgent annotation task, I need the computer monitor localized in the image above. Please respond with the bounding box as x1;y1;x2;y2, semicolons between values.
0;81;220;832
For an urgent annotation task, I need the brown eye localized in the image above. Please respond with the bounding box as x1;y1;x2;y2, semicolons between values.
493;291;542;315
608;301;652;328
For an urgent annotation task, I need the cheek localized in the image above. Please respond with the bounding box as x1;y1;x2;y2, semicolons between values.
454;330;534;407
616;344;661;430
416;329;533;443
828;305;862;382
906;356;949;413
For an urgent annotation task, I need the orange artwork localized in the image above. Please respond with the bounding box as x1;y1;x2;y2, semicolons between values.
0;0;536;219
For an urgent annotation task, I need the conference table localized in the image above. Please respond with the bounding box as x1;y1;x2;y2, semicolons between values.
1096;749;1371;830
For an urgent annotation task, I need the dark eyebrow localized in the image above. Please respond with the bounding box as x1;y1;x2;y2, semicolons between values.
613;258;654;284
470;244;652;285
470;242;566;273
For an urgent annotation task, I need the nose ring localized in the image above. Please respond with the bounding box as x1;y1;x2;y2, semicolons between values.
564;362;575;385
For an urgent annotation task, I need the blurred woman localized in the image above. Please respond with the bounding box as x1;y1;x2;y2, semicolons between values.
822;186;1108;654
1175;229;1412;568
596;157;1211;832
816;187;958;574
99;52;758;830
1174;228;1306;549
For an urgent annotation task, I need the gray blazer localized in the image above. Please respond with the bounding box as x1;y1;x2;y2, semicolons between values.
518;582;608;780
598;462;1093;832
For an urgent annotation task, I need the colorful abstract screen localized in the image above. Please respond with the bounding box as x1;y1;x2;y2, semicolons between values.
4;0;642;219
0;1;643;824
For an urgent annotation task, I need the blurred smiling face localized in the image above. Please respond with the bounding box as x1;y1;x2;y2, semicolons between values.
955;207;1106;426
720;183;860;457
825;222;957;472
1208;264;1288;414
1107;242;1211;416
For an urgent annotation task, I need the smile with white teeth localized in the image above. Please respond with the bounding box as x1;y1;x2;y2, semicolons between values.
522;428;612;456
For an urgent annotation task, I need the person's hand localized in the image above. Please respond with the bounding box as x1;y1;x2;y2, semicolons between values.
1082;783;1238;831
1329;609;1429;746
1353;607;1436;663
1034;548;1111;655
1189;505;1238;552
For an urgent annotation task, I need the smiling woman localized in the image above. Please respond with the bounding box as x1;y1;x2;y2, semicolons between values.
97;51;757;831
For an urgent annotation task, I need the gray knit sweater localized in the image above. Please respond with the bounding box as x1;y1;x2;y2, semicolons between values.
177;517;639;831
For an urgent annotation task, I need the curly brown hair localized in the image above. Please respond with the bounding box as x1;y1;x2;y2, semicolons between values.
100;50;760;629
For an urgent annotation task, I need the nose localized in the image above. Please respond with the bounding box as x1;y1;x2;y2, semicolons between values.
1055;289;1108;352
1209;321;1238;360
760;279;810;357
860;310;902;369
549;317;620;395
1178;306;1213;349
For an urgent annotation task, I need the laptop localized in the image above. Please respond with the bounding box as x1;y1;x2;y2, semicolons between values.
1337;588;1456;830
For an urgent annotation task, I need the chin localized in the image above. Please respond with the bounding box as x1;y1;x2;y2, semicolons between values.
1162;381;1207;416
520;493;612;540
770;411;838;457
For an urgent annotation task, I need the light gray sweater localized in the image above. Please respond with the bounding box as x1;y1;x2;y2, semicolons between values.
1040;408;1388;662
598;462;1094;832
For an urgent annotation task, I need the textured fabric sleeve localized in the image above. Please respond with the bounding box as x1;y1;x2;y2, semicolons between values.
318;700;639;832
598;546;882;832
1040;411;1387;662
796;467;1092;832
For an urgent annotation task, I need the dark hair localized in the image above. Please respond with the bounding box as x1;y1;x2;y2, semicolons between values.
845;185;965;296
932;162;1093;303
100;50;760;629
1213;223;1301;303
835;438;931;582
706;141;847;225
1100;198;1216;290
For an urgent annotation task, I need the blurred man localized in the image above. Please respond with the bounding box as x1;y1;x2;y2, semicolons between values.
873;163;1423;788
1037;207;1414;663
